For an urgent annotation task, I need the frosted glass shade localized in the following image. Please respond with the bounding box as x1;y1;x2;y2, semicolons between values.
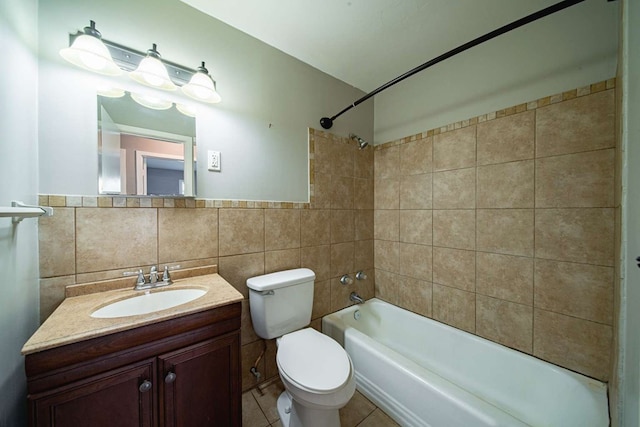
182;67;221;103
176;103;197;117
130;54;177;91
60;34;122;76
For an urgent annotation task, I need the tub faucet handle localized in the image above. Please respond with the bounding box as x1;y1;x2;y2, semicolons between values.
340;274;353;286
356;271;367;281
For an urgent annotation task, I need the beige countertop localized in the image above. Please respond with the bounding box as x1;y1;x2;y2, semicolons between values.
22;273;243;355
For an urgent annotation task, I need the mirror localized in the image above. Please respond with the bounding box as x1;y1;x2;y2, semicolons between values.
97;92;197;197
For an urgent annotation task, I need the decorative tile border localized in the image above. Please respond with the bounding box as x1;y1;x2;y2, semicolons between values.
375;77;616;150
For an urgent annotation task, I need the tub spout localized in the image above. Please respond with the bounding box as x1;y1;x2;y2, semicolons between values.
350;292;365;304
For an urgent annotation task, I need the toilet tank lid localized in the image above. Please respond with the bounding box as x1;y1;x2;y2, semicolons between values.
246;268;315;291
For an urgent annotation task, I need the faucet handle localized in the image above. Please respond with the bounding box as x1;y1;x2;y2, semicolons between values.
123;269;146;286
356;271;367;281
340;274;353;286
162;265;181;284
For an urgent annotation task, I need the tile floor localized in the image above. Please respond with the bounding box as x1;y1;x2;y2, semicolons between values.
242;379;400;427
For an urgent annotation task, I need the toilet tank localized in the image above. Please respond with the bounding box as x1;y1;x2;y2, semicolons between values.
246;268;315;339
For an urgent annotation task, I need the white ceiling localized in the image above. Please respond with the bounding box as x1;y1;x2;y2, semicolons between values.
180;0;562;93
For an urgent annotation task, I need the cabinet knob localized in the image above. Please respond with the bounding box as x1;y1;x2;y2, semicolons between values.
165;372;177;384
139;380;152;393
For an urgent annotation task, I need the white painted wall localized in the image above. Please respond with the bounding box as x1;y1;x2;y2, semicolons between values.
0;0;40;425
616;0;640;424
37;0;373;202
373;0;619;144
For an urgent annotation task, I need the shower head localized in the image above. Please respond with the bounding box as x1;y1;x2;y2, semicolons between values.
349;133;369;150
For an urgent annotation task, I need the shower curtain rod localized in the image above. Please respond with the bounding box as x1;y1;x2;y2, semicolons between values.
319;0;587;130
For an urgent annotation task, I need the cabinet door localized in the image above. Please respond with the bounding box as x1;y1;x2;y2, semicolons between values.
159;333;240;427
32;359;156;427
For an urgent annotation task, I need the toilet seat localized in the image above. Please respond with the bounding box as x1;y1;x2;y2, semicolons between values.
277;328;351;394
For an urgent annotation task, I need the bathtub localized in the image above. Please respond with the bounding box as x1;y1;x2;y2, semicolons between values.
322;298;608;427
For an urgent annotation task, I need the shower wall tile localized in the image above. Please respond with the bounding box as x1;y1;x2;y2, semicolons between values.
476;252;533;305
536;90;615;157
355;209;374;241
399;243;433;281
158;208;218;264
477;160;534;208
354;178;374;210
399;210;432;245
330;242;355;277
355;240;374;270
399;173;432;209
400;137;433;175
476;209;534;257
375;269;400;306
374;210;399;241
314;136;332;175
374;177;400;209
374;240;399;273
476;110;535;165
300;209;330;247
372;86;615;382
433;126;476;171
301;245;331;281
432;247;475;292
535;208;614;266
354;146;374;179
534;259;613;325
432;209;475;250
312;173;332;209
39;207;75;278
432;284;475;333
264;248;300;274
535;149;615;208
330;175;355;210
433;168;475;209
330;139;355;178
398;276;432;318
374;145;400;178
476;295;533;354
76;208;157;273
533;309;612;381
219;208;265;256
331;209;355;244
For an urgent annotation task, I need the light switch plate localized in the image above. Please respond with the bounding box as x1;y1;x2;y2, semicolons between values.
207;150;221;171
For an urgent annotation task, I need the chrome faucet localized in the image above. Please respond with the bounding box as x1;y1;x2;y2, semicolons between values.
350;292;365;304
124;265;179;291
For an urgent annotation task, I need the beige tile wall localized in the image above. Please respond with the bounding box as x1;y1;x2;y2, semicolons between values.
37;130;374;392
374;80;616;381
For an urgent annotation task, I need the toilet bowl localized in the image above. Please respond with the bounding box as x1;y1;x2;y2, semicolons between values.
246;269;356;427
276;328;356;427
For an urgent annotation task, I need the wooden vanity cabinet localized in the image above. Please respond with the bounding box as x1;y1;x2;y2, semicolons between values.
25;303;241;427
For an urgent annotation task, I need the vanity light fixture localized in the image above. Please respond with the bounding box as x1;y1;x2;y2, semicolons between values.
129;44;177;91
59;21;122;76
181;62;222;104
96;85;125;98
61;20;222;104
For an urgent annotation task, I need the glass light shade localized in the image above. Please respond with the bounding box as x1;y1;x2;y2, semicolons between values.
130;54;177;91
130;92;173;110
182;65;221;103
60;34;122;76
176;103;197;117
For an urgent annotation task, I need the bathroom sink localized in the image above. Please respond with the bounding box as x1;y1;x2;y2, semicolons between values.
91;288;207;319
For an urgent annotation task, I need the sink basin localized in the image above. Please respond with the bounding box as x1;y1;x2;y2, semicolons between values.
91;288;207;319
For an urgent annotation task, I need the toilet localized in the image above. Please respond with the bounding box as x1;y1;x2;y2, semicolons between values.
247;268;356;427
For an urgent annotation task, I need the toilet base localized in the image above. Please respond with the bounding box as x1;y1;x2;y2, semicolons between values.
277;391;342;427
